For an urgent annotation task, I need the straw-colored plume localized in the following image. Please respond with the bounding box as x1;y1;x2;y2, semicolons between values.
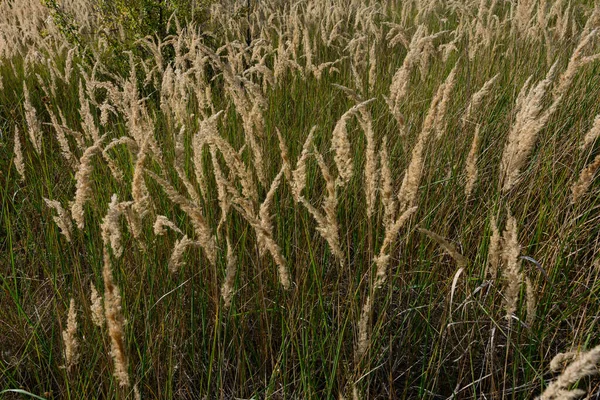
62;298;79;371
487;216;501;279
44;198;73;242
500;62;560;192
571;154;600;204
23;82;42;154
463;74;499;125
102;247;130;388
153;215;183;236
332;100;375;187
90;282;105;327
536;345;600;400
299;149;343;264
71;137;106;230
580;114;600;151
502;211;522;318
13;126;25;181
169;235;196;273
221;237;237;309
434;63;458;139
292;126;316;202
379;136;395;229
276;128;292;183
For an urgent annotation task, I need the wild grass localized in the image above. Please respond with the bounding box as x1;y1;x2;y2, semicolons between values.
2;0;600;399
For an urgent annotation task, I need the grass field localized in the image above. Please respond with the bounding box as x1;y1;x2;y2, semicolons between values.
2;0;600;398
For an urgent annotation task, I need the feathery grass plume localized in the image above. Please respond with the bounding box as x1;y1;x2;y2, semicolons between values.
90;283;105;327
500;62;560;192
462;74;499;125
44;198;73;242
22;82;42;154
276;128;292;183
13;126;25;181
571;154;600;204
356;294;372;360
525;277;536;326
221;237;237;309
210;146;232;233
464;125;481;199
174;126;201;205
418;228;467;268
374;206;418;289
169;235;196;273
102;137;138;184
379;136;395;229
71;136;106;230
129;136;152;239
502;210;522;318
434;63;459;139
292;126;317;202
299;149;344;264
357;106;378;219
192;113;223;197
397;132;428;211
580;114;600;151
331;100;375;187
153;215;183;236
536;345;600;400
102;246;130;388
487;216;501;278
62;298;79;371
386;25;427;129
368;40;377;93
146;171;217;265
553;29;600;101
230;195;290;289
101;195;133;259
258;168;284;257
45;105;76;167
550;352;579;372
78;83;100;142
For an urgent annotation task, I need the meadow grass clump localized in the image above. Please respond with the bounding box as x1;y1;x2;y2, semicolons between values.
2;0;600;398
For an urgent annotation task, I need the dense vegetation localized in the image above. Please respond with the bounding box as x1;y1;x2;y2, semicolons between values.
2;0;600;398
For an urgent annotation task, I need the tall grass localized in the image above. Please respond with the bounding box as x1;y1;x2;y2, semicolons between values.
2;0;600;398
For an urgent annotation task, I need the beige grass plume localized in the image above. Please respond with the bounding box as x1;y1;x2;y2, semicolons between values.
379;135;395;229
502;210;522;318
500;62;560;192
462;74;499;125
300;148;344;264
292;126;317;202
464;125;481;199
13;126;25;181
169;235;197;273
221;237;237;309
580;114;600;151
487;215;501;279
357;106;378;219
102;246;130;388
44;198;73;242
90;282;105;327
153;215;183;236
62;298;79;371
23;82;42;154
331;99;375;187
146;171;217;266
537;345;600;399
71;136;106;229
571;154;600;204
